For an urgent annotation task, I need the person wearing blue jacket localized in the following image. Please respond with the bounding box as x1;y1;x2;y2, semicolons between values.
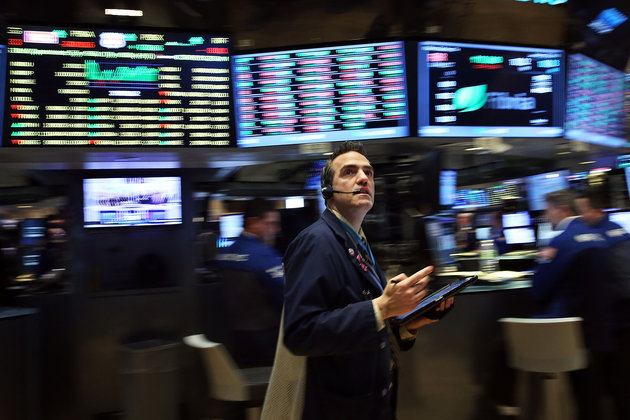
532;189;630;318
216;199;284;367
531;187;630;420
216;199;284;307
279;141;454;420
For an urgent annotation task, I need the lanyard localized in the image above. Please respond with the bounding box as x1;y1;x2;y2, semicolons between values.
340;222;375;266
340;222;384;292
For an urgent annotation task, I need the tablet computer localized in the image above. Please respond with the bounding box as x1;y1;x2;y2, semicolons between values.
396;275;478;325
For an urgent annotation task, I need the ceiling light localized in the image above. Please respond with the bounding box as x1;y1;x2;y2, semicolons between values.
105;9;143;17
579;160;595;165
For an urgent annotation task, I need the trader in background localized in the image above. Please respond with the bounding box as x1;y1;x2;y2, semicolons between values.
263;141;453;420
215;198;284;367
531;186;630;420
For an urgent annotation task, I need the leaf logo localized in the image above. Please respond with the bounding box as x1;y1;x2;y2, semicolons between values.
453;84;487;112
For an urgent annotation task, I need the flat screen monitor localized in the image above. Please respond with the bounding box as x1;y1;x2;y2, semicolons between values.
219;214;244;239
83;177;182;228
417;40;565;137
502;211;531;228
231;40;410;147
504;227;536;245
424;218;457;267
0;45;6;143
4;24;233;147
536;221;559;247
475;226;491;240
475;212;496;227
439;170;457;207
609;211;630;233
19;247;42;275
525;170;570;211
487;180;522;206
452;188;490;209
565;54;627;147
19;218;47;246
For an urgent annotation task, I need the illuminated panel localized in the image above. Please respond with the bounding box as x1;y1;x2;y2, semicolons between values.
231;41;409;147
4;25;233;147
0;45;6;143
487;179;522;206
565;54;626;147
83;176;182;228
625;73;629;140
439;170;457;206
452;188;490;209
525;169;569;211
418;41;565;137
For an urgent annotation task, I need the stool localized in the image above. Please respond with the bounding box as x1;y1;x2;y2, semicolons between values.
498;317;587;420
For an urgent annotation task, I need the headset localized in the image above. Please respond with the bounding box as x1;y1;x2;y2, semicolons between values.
321;186;361;199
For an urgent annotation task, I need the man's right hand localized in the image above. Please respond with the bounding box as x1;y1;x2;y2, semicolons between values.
374;265;433;319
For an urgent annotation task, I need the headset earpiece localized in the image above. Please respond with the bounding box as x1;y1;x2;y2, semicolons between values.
321;186;333;199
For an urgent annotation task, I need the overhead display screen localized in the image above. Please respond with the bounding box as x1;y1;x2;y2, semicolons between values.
565;53;627;147
0;45;6;144
231;41;410;147
418;41;565;138
4;25;233;147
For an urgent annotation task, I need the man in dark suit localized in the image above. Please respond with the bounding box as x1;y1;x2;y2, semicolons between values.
281;141;453;420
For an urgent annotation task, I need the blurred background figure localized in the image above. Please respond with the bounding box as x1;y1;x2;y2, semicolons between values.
215;199;284;367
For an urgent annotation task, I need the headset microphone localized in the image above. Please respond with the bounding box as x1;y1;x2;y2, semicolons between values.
321;186;362;199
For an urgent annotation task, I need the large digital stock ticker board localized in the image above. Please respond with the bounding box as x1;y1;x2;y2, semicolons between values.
4;25;232;146
418;41;565;138
231;41;410;147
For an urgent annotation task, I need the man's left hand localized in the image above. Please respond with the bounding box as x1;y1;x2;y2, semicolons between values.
404;297;455;333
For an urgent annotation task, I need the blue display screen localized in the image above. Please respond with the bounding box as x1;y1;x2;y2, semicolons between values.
417;41;565;137
453;188;490;209
525;170;569;211
565;54;627;147
232;41;410;147
439;170;457;206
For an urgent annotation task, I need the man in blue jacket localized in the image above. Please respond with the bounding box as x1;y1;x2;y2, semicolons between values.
282;141;453;420
216;199;284;367
531;186;630;420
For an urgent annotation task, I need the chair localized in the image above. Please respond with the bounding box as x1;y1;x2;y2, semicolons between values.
498;317;587;420
183;334;272;420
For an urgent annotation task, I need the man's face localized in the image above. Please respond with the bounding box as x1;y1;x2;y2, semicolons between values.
329;151;374;216
260;211;281;246
575;197;600;225
545;202;565;229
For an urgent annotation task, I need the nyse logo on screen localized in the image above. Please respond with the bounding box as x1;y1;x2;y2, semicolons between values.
453;85;487;112
453;84;537;113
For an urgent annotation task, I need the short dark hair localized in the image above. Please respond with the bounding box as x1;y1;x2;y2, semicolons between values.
545;189;576;213
578;185;610;210
320;141;368;194
243;198;276;228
